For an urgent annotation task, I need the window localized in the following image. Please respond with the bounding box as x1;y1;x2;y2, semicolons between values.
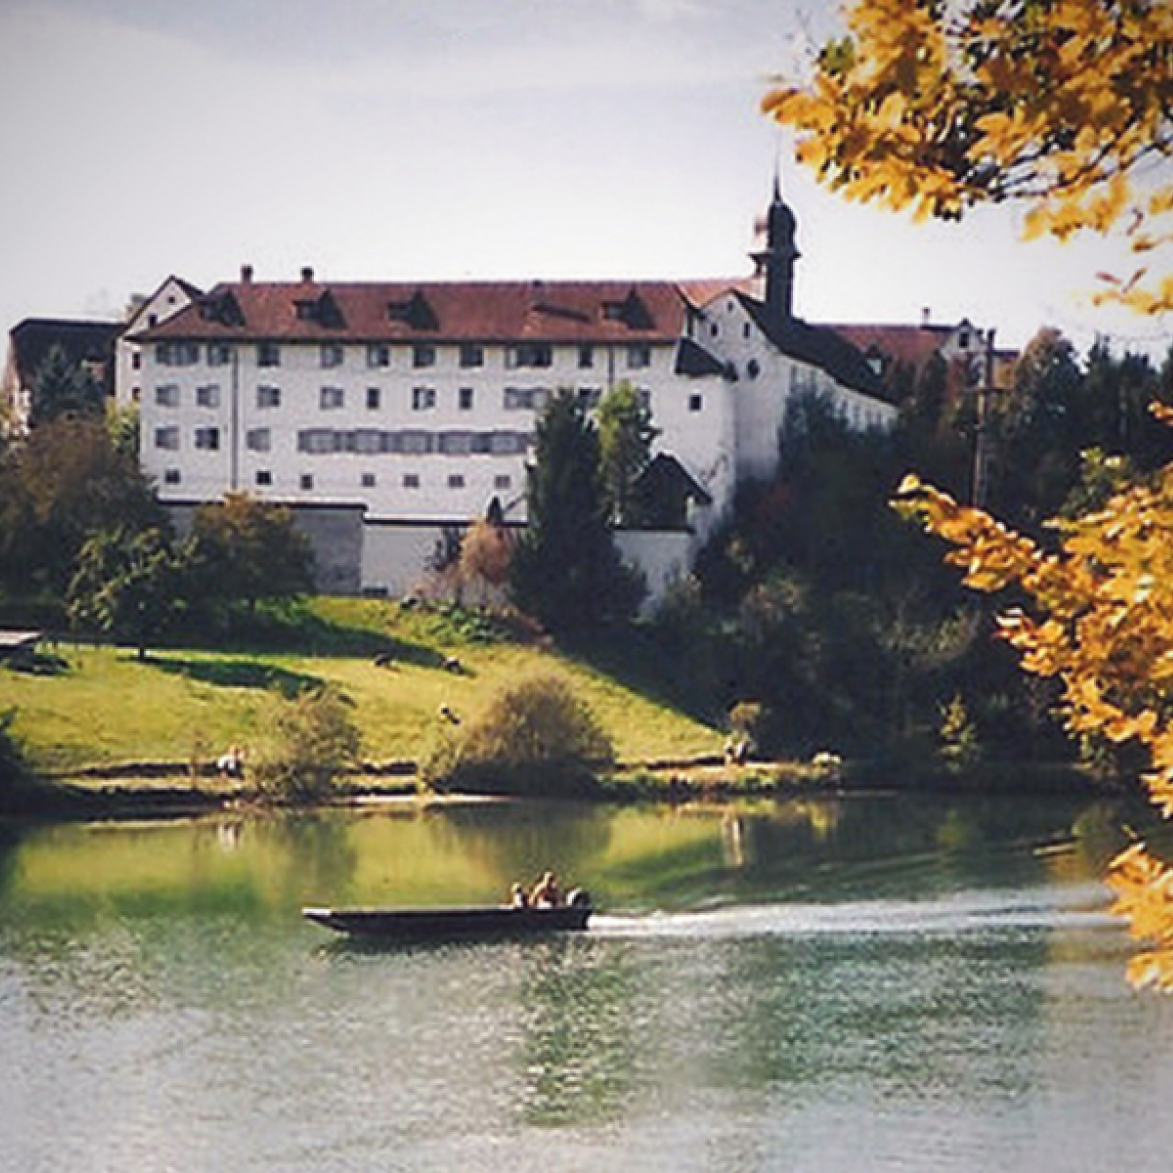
300;474;314;491
399;430;432;454
366;387;381;410
688;393;703;412
412;344;436;368
155;426;179;450
747;358;761;379
320;386;345;410
194;426;220;451
163;468;181;485
156;342;199;366
155;384;180;407
246;427;271;452
503;387;550;411
489;431;526;455
257;385;281;409
576;386;602;409
439;431;473;455
257;342;281;367
448;474;465;489
958;330;971;350
494;474;512;490
459;343;484;368
298;429;339;454
320;343;344;368
578;345;594;369
255;470;272;487
132;352;142;370
458;387;474;411
412;386;436;411
353;429;384;454
361;472;376;488
403;473;420;489
208;343;234;366
507;343;552;369
196;384;221;408
367;343;390;368
627;344;651;369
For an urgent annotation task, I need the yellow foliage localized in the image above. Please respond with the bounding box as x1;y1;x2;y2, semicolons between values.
764;0;1173;311
895;450;1173;991
771;3;1173;988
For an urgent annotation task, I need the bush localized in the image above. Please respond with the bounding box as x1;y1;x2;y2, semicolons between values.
421;673;613;796
248;687;361;803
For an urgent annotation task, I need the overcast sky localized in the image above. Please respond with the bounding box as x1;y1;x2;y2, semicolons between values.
1;0;1167;357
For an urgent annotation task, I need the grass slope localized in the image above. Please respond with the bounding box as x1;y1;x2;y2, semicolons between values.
0;598;721;781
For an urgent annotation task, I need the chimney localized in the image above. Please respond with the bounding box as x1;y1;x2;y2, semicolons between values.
301;266;315;283
921;306;931;328
240;264;254;284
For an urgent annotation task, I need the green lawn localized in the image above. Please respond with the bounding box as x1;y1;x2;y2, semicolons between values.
0;599;721;778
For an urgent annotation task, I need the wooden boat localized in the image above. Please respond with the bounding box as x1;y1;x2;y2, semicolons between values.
302;892;592;941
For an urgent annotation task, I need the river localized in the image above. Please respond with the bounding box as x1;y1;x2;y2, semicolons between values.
3;792;1173;1172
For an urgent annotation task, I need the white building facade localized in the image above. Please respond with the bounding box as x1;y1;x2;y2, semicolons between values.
130;188;897;599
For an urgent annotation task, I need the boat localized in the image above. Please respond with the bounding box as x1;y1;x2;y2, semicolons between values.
302;890;593;941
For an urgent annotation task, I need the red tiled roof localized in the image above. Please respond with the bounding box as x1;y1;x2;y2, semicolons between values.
137;278;753;345
826;323;955;369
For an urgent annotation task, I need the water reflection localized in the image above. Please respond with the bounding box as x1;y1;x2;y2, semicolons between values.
4;793;1173;1173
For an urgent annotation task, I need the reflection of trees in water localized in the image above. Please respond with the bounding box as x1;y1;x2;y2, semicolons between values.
0;823;22;901
516;939;637;1127
426;803;613;894
250;813;359;906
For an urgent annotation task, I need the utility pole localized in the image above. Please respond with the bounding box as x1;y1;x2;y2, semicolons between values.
971;329;995;508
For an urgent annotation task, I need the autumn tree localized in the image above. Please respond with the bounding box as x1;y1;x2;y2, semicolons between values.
765;0;1173;989
458;516;512;606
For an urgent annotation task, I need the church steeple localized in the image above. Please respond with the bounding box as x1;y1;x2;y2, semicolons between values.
751;170;800;327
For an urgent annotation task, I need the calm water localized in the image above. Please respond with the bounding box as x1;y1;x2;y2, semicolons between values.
3;793;1173;1172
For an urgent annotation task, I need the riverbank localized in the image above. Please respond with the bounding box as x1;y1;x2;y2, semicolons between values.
0;752;1107;825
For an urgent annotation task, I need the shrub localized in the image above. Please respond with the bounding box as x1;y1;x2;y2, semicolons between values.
248;687;361;803
421;673;613;796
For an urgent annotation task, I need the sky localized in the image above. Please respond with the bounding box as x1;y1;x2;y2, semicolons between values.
1;0;1169;359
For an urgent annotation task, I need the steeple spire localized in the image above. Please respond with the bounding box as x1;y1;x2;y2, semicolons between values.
751;164;800;327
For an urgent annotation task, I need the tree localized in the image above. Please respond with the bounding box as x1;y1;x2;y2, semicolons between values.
27;343;105;427
249;687;361;802
0;416;163;598
763;0;1173;312
67;526;189;659
596;381;658;525
766;0;1173;989
190;493;315;616
509;391;644;633
458;516;512;606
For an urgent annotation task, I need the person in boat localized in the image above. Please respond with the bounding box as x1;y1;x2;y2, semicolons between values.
509;882;530;908
530;870;562;908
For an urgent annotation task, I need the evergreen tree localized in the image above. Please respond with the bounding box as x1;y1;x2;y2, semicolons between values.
28;344;105;427
510;391;643;633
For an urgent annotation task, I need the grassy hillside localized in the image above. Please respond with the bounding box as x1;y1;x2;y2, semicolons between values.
0;598;722;780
